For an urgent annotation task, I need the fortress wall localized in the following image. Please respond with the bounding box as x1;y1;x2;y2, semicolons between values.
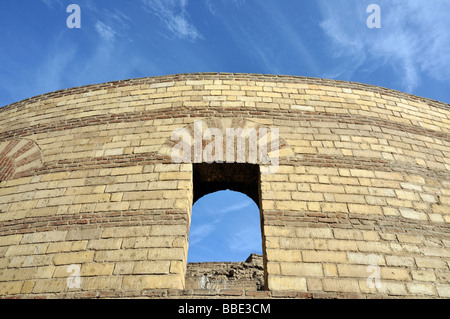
0;73;449;298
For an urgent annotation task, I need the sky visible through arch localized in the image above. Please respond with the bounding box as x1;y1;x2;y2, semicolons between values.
1;1;450;262
188;190;262;263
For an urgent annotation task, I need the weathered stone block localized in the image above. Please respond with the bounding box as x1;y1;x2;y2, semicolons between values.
268;276;307;291
53;252;95;265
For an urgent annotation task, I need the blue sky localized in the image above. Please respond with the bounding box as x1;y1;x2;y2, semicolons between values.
1;1;450;262
188;190;262;262
1;0;450;107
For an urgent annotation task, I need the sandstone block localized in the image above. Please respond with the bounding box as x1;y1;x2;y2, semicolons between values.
296;227;333;239
268;275;307;291
66;228;102;241
348;204;383;215
337;264;368;278
407;283;436;296
81;277;122;291
333;229;363;241
32;279;67;293
437;285;450;298
280;263;323;277
380;267;411;281
266;249;302;262
87;238;123;250
94;249;148;262
21;231;68;244
302;251;347;263
53;252;95;265
122;274;182;290
322;278;360;293
386;255;415;267
0;235;22;247
279;238;314;250
412;270;436;282
133;261;171;275
415;257;447;269
0;282;23;295
101;226;152;239
81;263;115;276
111;166;143;176
376;282;407;296
326;240;358;252
347;252;385;266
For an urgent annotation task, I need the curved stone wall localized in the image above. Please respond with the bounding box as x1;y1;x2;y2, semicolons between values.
0;73;449;298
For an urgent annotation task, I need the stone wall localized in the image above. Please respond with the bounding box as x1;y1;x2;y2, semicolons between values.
0;73;449;298
185;254;264;291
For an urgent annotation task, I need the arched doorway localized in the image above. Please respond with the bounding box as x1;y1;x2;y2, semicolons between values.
187;189;262;262
185;163;266;290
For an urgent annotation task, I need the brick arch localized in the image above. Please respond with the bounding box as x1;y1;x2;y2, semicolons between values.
0;139;42;181
159;118;294;167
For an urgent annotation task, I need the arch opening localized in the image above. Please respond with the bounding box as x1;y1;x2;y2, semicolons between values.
185;163;266;291
192;163;260;207
188;190;262;263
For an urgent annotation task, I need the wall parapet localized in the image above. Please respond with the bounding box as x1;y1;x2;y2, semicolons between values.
2;73;449;111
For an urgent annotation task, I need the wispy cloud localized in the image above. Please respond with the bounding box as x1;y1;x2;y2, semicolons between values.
189;192;256;249
41;0;52;7
37;43;78;93
93;8;135;43
206;1;319;75
95;21;116;41
205;0;246;13
189;224;215;246
105;9;133;30
260;2;320;75
140;0;201;41
0;4;157;105
0;44;77;105
318;0;450;93
73;5;157;83
41;0;63;9
227;226;262;253
217;199;253;215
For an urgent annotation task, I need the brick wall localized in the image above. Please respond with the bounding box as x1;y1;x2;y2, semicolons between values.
0;73;449;298
185;254;264;291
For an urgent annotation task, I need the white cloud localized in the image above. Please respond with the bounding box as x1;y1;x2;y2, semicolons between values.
140;0;201;41
189;192;257;248
204;0;246;15
104;9;133;32
3;41;79;101
318;0;450;93
226;226;262;253
218;199;253;215
41;0;63;9
189;223;215;246
206;1;319;75
38;44;78;92
95;21;116;41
